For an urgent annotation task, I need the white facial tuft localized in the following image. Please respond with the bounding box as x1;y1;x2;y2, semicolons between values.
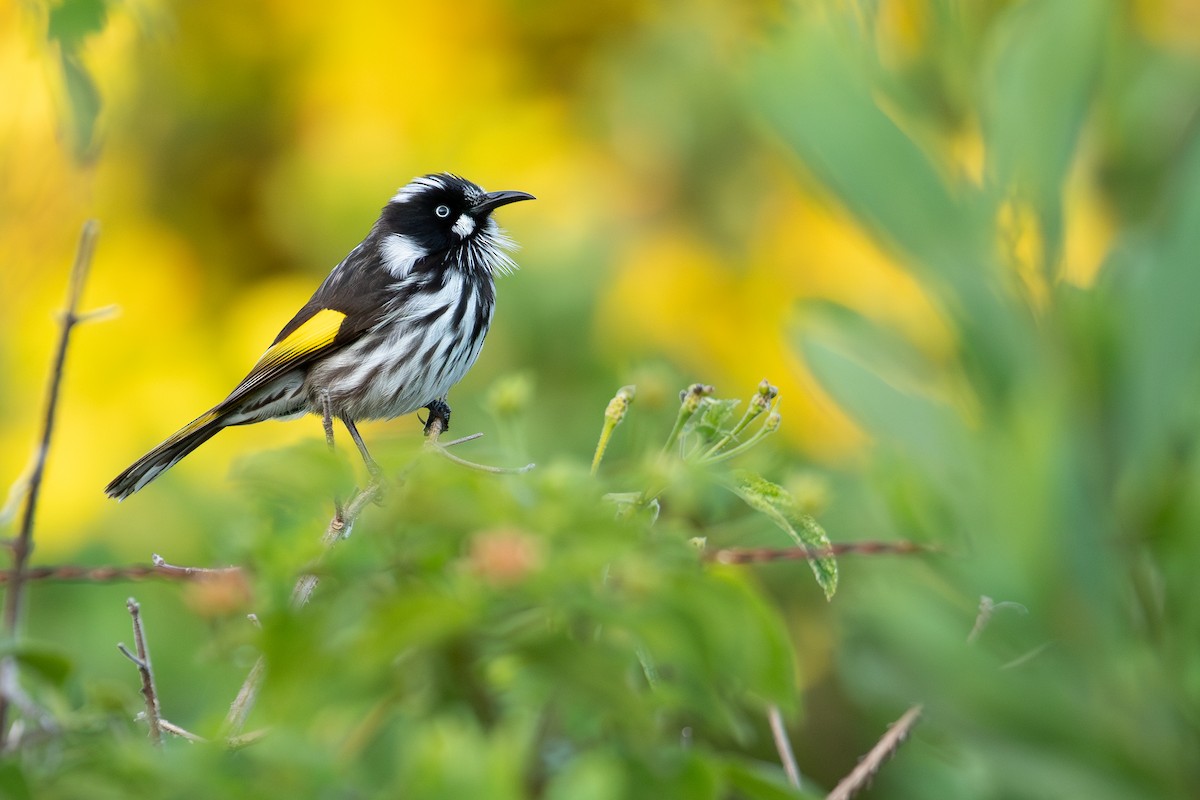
452;214;476;238
381;233;429;278
390;175;447;204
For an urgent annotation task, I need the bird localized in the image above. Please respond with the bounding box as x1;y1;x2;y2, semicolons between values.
105;173;534;500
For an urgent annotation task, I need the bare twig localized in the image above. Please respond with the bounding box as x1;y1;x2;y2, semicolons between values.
155;717;205;743
222;655;266;739
291;480;384;607
0;220;102;747
151;553;244;579
709;541;933;564
768;704;803;789
424;404;534;474
826;704;923;800
118;598;163;746
0;561;242;584
966;595;1028;644
426;435;535;474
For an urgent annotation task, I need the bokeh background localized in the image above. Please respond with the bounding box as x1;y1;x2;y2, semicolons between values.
1;0;952;550
4;0;1200;796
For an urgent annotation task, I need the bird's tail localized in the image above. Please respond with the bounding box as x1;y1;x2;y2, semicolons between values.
105;409;229;500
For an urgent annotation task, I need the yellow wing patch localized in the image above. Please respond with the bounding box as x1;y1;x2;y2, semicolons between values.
255;308;347;372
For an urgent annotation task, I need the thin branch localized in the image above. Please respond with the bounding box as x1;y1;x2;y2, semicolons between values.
767;704;803;789
291;479;384;607
425;415;535;473
222;655;266;739
0;220;101;747
708;541;933;564
0;561;243;584
966;595;1028;644
826;704;923;800
151;554;243;579
118;598;163;746
155;717;205;743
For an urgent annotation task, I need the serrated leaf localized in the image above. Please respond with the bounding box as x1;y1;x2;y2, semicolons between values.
730;472;837;600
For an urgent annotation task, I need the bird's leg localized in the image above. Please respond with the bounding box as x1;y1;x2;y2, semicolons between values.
321;391;336;449
341;417;382;478
421;398;534;475
321;391;345;525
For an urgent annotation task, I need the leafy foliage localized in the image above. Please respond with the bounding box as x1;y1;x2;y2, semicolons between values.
4;382;829;798
4;0;1200;797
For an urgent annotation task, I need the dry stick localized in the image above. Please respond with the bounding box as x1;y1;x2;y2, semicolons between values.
767;704;803;789
152;554;243;579
0;220;101;748
826;704;923;800
0;561;243;584
117;598;164;746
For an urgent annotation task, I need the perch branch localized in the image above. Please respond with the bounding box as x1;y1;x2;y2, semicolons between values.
0;220;101;747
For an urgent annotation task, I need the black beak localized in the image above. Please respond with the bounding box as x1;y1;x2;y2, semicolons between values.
473;190;536;216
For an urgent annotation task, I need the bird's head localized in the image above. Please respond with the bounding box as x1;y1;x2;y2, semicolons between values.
378;173;534;278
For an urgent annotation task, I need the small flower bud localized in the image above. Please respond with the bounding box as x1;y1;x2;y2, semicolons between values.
679;383;714;413
752;380;779;412
605;385;636;424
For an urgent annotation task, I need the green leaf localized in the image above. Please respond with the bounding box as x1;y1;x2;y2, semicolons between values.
0;642;74;687
0;761;32;800
59;52;102;164
800;335;962;471
729;472;837;600
748;18;983;283
545;752;626;800
721;757;821;799
48;0;108;49
981;0;1109;272
796;299;940;394
685;398;740;444
1115;126;1200;477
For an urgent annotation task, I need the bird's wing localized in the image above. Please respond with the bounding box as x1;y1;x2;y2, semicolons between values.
211;304;354;414
212;239;398;414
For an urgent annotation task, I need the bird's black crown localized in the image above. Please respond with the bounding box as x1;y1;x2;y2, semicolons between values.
381;173;533;258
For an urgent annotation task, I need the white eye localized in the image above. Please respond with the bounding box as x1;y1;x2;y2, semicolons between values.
435;204;451;218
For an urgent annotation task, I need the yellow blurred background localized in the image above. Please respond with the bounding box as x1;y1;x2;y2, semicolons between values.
1;0;1193;552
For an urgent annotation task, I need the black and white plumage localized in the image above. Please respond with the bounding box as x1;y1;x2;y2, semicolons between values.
105;173;534;500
